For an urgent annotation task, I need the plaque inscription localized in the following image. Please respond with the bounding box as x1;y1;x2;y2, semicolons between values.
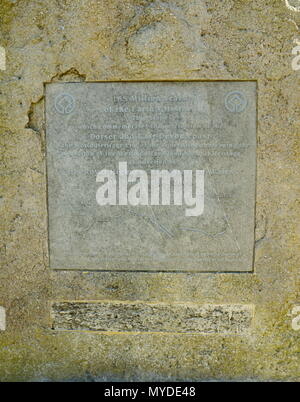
46;81;256;272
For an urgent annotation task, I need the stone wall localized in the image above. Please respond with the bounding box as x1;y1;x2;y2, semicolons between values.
0;0;299;381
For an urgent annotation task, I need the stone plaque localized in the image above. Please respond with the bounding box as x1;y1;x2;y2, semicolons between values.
51;301;254;334
46;81;256;272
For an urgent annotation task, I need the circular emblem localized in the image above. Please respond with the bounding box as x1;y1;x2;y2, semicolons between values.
225;91;247;113
54;93;75;114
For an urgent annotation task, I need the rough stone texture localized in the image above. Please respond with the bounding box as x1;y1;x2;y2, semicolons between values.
0;0;299;381
51;302;254;334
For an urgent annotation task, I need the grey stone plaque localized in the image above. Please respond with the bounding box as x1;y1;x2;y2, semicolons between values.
46;81;256;272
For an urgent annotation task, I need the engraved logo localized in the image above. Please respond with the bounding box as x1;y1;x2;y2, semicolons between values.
225;91;247;113
54;93;75;114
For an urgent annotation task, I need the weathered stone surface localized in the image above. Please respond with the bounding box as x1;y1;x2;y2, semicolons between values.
46;81;256;272
1;0;299;381
52;301;254;334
